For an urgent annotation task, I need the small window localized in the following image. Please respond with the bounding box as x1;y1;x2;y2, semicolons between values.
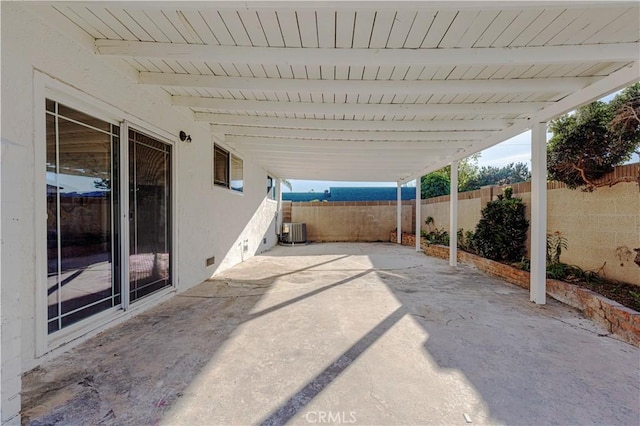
213;145;229;188
230;155;243;192
267;176;276;200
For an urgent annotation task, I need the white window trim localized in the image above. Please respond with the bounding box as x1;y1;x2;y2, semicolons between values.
33;71;180;358
266;175;278;203
230;154;244;193
212;140;245;195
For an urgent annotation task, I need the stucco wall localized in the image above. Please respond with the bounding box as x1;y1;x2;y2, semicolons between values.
1;4;277;423
291;202;412;242
421;198;482;235
409;180;640;286
547;182;639;286
289;174;639;286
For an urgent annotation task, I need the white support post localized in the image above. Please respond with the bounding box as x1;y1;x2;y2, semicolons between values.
415;178;421;252
277;179;283;237
531;122;548;304
449;161;458;267
397;182;402;244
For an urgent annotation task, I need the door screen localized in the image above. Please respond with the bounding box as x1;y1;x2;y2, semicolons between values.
128;129;172;302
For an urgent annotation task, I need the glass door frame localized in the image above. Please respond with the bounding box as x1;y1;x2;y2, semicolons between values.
35;72;178;357
120;122;176;311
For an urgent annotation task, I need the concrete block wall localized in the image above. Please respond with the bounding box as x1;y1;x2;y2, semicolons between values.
290;164;639;286
291;201;412;242
547;181;639;285
420;197;482;236
410;166;639;286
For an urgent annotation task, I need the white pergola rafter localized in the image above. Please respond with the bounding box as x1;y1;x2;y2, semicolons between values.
174;97;549;115
197;114;518;131
97;40;638;66
141;73;597;96
68;1;640;11
212;125;489;141
399;61;640;183
240;153;450;161
225;136;470;150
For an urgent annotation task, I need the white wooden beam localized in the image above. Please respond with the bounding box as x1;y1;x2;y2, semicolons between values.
235;151;460;161
241;155;432;164
141;72;597;95
529;61;640;123
198;114;518;131
69;2;639;11
226;135;469;150
449;160;458;267
263;163;414;172
174;97;549;115
530;122;547;304
399;61;640;183
253;167;412;181
264;165;410;174
212;125;489;141
97;40;639;66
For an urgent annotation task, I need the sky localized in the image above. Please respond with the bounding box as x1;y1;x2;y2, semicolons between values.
286;91;637;193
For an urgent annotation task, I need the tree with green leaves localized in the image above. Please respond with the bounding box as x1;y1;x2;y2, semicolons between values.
471;162;531;188
420;154;480;198
420;173;450;198
547;83;640;190
471;187;529;262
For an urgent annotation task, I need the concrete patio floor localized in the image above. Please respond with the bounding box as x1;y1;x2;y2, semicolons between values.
22;243;639;425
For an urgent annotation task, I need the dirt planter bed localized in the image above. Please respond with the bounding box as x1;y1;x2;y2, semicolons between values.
390;231;640;347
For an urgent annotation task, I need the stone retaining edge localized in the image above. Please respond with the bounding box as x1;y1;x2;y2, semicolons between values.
390;231;640;347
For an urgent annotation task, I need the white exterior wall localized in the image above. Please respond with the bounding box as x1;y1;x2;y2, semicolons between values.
0;5;277;423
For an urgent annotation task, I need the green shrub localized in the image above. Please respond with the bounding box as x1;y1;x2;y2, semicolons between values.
471;186;529;262
421;216;449;246
546;232;568;265
457;228;475;253
514;232;604;285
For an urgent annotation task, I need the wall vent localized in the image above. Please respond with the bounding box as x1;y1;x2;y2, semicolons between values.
281;222;307;245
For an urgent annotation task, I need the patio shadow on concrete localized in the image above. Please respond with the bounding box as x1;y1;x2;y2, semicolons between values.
22;243;639;425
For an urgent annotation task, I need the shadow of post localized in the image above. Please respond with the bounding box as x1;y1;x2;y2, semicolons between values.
259;306;407;426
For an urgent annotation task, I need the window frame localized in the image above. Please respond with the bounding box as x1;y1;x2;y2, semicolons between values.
213;143;243;194
267;175;277;201
230;154;244;193
213;144;230;189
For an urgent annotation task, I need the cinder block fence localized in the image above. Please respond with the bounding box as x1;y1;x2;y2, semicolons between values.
285;164;640;286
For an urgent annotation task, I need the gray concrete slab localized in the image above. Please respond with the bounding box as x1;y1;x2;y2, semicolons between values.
22;243;639;425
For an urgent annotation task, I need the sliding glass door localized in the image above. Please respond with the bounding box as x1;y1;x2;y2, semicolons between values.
46;101;173;335
46;100;121;333
128;129;172;302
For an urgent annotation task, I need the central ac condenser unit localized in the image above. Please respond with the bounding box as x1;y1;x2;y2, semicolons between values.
281;222;307;244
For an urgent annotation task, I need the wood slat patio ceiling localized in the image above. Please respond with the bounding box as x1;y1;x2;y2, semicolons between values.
46;1;640;181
